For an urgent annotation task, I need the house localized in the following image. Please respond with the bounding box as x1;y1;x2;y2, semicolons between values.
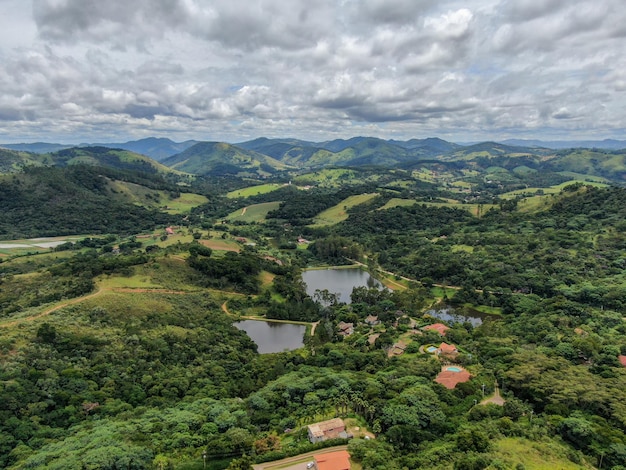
422;323;450;336
435;366;471;389
437;342;458;356
337;321;354;337
619;355;626;367
165;226;175;235
307;418;346;443
389;341;407;357
313;450;351;470
365;315;379;326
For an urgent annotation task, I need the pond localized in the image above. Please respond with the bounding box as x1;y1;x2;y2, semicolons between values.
425;305;496;327
235;320;306;354
301;267;383;304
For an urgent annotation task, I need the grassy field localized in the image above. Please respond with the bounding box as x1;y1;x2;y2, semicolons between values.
492;437;592;469
227;183;285;198
200;238;241;252
378;198;417;210
421;202;497;217
163;193;209;214
310;193;378;227
498;179;610;213
226;201;281;223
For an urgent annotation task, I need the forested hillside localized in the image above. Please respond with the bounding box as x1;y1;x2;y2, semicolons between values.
2;156;626;470
0;166;178;239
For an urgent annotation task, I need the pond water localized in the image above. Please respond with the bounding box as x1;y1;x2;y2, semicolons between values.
425;306;496;327
301;268;383;304
235;320;306;354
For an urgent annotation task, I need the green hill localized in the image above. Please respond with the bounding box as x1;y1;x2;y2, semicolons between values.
0;147;53;173
48;146;181;175
0;166;183;239
162;141;291;176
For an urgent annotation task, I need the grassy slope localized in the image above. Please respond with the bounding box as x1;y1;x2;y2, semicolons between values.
226;183;285;198
226;201;282;223
310;193;379;227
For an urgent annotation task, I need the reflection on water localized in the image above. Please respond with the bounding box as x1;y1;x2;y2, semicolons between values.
426;306;495;327
235;320;306;354
301;268;383;304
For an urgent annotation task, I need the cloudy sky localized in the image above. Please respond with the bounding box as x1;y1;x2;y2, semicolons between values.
0;0;625;144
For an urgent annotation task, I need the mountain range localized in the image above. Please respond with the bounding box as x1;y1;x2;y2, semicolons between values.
1;136;626;182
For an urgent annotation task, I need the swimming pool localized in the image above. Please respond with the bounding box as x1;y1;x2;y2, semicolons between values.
446;366;462;372
426;346;438;353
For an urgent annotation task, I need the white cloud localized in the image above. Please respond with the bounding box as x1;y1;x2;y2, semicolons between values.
0;0;623;143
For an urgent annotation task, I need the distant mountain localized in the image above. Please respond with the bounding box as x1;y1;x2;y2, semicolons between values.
47;146;182;175
1;138;199;160
445;141;549;160
500;139;626;150
0;148;52;173
317;137;372;153
389;137;461;154
84;137;199;161
162;142;291;176
237;136;460;168
236;137;323;165
1;142;73;153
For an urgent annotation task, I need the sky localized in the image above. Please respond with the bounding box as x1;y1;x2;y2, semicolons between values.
0;0;625;144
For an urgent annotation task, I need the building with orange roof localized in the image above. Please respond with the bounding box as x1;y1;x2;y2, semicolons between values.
422;323;450;336
435;366;471;389
438;342;458;356
619;355;626;367
314;450;351;470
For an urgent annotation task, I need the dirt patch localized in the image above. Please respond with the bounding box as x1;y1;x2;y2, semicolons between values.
200;239;240;252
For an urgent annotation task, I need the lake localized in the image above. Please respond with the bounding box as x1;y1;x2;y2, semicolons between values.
235;320;306;354
425;306;496;327
302;267;383;304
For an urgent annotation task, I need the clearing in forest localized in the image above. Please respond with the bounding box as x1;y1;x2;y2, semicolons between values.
310;193;378;227
226;201;281;223
226;183;284;198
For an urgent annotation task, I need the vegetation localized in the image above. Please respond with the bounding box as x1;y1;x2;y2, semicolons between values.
2;143;626;469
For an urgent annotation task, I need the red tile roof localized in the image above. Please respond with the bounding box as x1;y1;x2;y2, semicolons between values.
619;355;626;367
422;323;450;335
439;342;457;354
315;450;351;470
435;367;471;389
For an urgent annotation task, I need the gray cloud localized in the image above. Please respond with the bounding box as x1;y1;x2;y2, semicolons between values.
0;0;623;143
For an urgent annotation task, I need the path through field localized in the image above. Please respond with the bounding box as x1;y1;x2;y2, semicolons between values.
0;288;190;329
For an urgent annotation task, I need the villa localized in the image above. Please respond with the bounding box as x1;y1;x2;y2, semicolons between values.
435;365;471;389
337;321;354;337
422;323;450;336
307;418;347;443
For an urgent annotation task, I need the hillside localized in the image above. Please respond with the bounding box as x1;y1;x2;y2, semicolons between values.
162;141;291;176
48;146;183;175
85;137;199;161
1;169;626;469
0;147;52;173
0;165;181;239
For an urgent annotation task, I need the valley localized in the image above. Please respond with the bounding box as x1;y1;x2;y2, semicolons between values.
1;137;626;469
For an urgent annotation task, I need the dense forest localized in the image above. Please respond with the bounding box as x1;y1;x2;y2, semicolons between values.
1;161;626;469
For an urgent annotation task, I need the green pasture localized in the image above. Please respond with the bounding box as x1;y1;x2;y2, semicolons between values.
226;183;284;198
163;193;208;214
378;198;417;210
310;193;378;227
492;437;592;470
226;201;281;223
421;202;496;217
